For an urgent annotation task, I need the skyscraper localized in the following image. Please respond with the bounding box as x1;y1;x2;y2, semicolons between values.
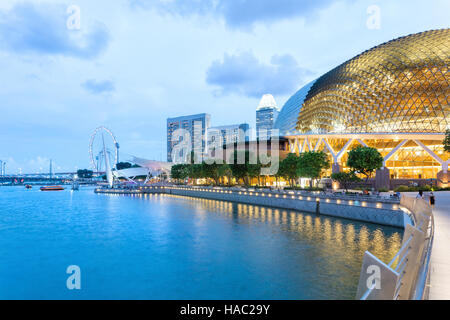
207;123;250;147
256;94;279;139
167;113;211;162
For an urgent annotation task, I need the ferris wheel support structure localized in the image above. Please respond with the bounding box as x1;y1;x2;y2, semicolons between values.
89;126;120;173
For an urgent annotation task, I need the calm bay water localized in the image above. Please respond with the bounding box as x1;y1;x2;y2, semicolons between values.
0;186;402;299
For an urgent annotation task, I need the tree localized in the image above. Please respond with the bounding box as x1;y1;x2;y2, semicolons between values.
201;162;221;185
444;129;450;153
229;150;259;186
189;164;204;185
347;146;383;181
171;164;182;181
331;171;361;192
116;162;132;170
218;164;233;186
247;157;262;186
279;153;300;187
297;151;330;188
171;164;189;183
77;169;93;179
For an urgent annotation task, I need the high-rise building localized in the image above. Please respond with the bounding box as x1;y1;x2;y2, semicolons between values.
207;123;250;147
256;94;279;138
167;113;211;162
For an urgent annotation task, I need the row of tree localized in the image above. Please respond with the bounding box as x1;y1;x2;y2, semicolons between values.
171;151;260;186
76;169;93;179
171;146;385;190
171;150;331;187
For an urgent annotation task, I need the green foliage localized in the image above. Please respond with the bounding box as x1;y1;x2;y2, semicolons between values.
171;164;190;181
394;185;433;192
331;171;360;192
247;162;262;180
218;164;233;186
201;162;222;185
284;186;324;191
279;153;300;187
116;162;132;170
444;129;450;153
77;169;93;179
347;146;383;180
189;164;204;181
229;151;259;186
297;151;330;186
116;162;141;170
218;164;232;178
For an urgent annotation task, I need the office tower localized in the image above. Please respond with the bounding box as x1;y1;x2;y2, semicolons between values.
207;123;250;147
167;113;211;162
256;94;279;138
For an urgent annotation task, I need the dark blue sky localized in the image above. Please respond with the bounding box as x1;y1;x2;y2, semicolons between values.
0;0;448;173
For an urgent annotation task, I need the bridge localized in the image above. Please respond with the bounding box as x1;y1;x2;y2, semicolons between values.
0;172;89;185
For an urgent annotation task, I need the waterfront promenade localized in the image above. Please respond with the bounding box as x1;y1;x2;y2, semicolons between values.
404;191;450;299
428;192;450;300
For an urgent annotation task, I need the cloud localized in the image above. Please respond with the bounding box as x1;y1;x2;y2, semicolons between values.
130;0;334;28
0;3;110;59
82;79;115;94
206;51;312;98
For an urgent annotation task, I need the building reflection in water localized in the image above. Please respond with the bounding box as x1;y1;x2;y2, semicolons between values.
126;192;402;298
140;193;402;267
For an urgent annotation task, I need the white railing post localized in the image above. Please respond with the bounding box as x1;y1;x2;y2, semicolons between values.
358;194;433;300
356;252;399;300
395;224;426;299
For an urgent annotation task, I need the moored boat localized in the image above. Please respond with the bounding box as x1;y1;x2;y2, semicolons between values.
25;184;32;189
40;186;65;191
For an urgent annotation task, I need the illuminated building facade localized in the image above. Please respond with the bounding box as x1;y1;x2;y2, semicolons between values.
275;29;449;188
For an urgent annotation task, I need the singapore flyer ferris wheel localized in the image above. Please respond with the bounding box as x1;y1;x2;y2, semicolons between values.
89;126;120;173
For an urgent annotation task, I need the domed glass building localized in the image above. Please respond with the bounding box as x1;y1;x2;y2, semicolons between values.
275;29;449;186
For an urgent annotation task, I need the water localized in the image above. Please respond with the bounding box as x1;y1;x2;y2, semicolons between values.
0;186;402;299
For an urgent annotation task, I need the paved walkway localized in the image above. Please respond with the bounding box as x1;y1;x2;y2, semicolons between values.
427;191;450;299
405;191;450;299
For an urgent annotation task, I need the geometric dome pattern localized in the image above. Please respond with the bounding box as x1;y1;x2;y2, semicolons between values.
274;80;316;136
296;29;450;134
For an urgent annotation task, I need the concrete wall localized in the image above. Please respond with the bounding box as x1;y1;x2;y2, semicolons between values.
163;188;406;228
95;187;407;228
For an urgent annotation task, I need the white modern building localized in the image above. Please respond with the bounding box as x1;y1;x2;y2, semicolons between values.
256;94;279;139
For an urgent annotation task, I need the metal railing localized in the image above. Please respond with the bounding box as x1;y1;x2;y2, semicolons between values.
356;195;434;300
160;185;400;204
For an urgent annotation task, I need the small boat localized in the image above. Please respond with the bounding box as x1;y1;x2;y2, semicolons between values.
72;182;79;191
25;184;32;189
40;186;65;191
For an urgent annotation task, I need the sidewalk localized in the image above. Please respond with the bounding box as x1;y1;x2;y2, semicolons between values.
427;191;450;300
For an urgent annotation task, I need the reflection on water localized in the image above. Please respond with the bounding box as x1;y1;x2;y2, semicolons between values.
141;193;402;264
129;192;402;299
0;188;402;300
